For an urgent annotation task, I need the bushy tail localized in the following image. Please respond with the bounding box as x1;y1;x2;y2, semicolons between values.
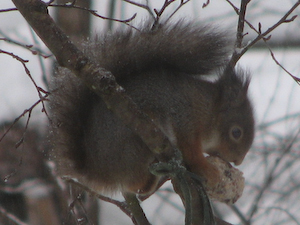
85;20;233;78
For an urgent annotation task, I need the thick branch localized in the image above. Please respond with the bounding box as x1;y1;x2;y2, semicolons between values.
11;0;175;161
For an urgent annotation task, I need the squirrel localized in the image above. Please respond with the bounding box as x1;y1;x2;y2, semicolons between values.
49;20;255;195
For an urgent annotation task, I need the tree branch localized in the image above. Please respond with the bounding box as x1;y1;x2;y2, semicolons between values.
123;193;151;225
235;0;249;49
227;0;300;67
269;49;300;85
49;2;137;25
0;205;29;225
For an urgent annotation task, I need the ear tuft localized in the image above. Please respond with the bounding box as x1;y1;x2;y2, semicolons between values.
217;66;251;110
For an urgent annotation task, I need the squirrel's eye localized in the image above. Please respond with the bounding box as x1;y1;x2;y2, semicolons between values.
230;126;243;141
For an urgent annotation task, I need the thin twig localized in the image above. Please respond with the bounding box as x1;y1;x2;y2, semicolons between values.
0;8;18;13
123;0;156;20
226;0;300;66
0;36;51;58
0;95;48;143
229;205;250;225
269;50;300;85
202;0;210;8
49;2;137;26
154;0;176;18
63;178;133;218
247;130;300;222
0;205;29;225
0;48;50;121
166;0;192;23
246;1;299;46
257;113;300;130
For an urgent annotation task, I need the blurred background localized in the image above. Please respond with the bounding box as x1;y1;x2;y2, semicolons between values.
0;0;300;224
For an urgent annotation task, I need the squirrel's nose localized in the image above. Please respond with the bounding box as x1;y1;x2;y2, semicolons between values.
234;160;241;166
233;157;244;166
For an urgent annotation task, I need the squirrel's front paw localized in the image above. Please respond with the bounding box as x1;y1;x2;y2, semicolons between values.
202;163;222;189
189;161;222;189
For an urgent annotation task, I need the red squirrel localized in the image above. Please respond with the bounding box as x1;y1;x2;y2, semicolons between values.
49;20;255;195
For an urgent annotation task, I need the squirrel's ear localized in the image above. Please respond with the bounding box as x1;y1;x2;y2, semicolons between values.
216;66;250;110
